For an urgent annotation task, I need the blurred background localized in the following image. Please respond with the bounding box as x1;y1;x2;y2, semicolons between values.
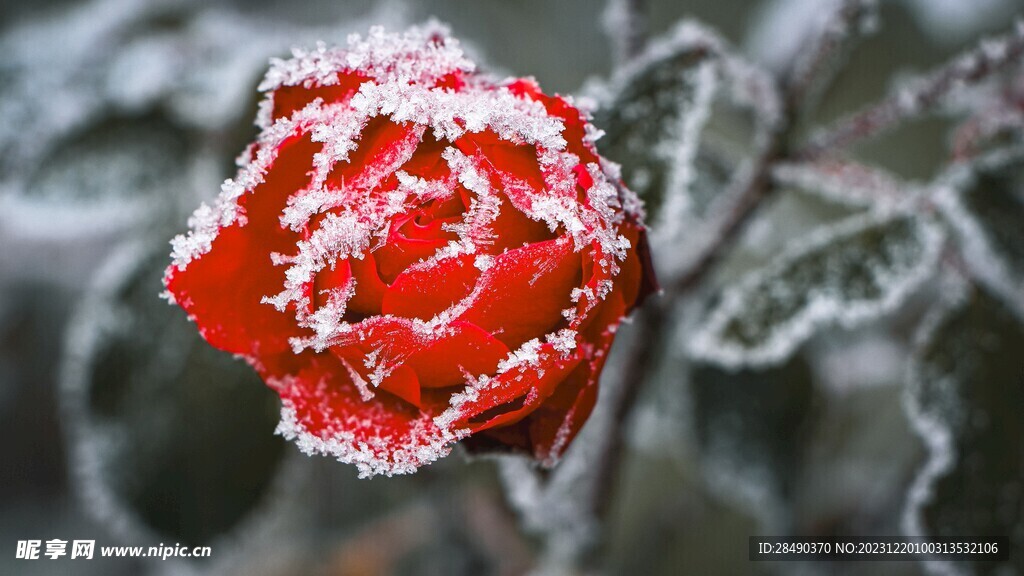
1;0;1022;574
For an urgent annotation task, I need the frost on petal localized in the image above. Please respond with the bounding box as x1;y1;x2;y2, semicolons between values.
435;340;584;438
902;286;1024;576
689;212;944;368
165;132;322;358
163;23;654;476
458;237;583;350
268;353;464;478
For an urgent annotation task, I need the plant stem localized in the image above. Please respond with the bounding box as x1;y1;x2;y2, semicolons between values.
785;0;877;119
605;0;649;67
799;20;1024;160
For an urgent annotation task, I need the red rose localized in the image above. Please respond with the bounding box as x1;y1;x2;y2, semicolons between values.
163;24;656;477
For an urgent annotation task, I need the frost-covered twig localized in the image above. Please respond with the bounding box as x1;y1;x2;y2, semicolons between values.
496;302;670;574
800;20;1024;159
586;302;668;519
602;0;649;66
669;147;784;294
784;0;878;116
771;158;911;209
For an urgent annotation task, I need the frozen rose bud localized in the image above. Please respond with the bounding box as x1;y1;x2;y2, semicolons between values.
163;23;656;478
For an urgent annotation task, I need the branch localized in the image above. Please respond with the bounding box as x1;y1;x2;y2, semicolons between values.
799;20;1024;160
586;300;668;520
603;0;649;66
671;158;782;295
784;0;878;116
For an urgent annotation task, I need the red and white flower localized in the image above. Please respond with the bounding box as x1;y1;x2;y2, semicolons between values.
164;23;656;477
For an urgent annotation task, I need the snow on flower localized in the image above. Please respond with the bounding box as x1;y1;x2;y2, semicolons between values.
163;23;656;477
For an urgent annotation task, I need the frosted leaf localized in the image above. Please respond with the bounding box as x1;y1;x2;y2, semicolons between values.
935;150;1024;316
0;0;413;285
806;329;909;395
690;355;816;531
592;20;781;279
592;25;716;218
689;212;944;368
0;0;156;176
60;242;289;544
902;287;1024;576
19;114;188;211
593;20;779;213
1;114;190;242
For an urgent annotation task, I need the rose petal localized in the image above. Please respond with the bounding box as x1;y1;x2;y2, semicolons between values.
343;254;384;316
373;233;454;284
455;130;546;192
270;72;369;122
377;364;422;407
326;116;424;191
453;343;582;431
329;316;428;373
312;259;352;312
460;237;582;349
528;356;600;464
165;133;320;357
486;192;557;253
405;321;510;388
382;254;480;320
397;132;452;180
263;352;455;478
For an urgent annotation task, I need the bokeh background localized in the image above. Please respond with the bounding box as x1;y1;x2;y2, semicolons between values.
1;0;1022;574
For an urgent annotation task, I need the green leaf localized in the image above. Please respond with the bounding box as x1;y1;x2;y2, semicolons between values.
690;355;816;529
904;287;1024;576
593;39;715;218
690;212;943;367
26;114;190;206
938;151;1024;315
592;21;779;228
62;243;286;546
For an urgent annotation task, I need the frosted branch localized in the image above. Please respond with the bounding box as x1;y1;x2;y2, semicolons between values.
771;158;913;209
784;0;878;116
602;0;649;66
497;301;667;573
666;147;782;293
800;20;1024;159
